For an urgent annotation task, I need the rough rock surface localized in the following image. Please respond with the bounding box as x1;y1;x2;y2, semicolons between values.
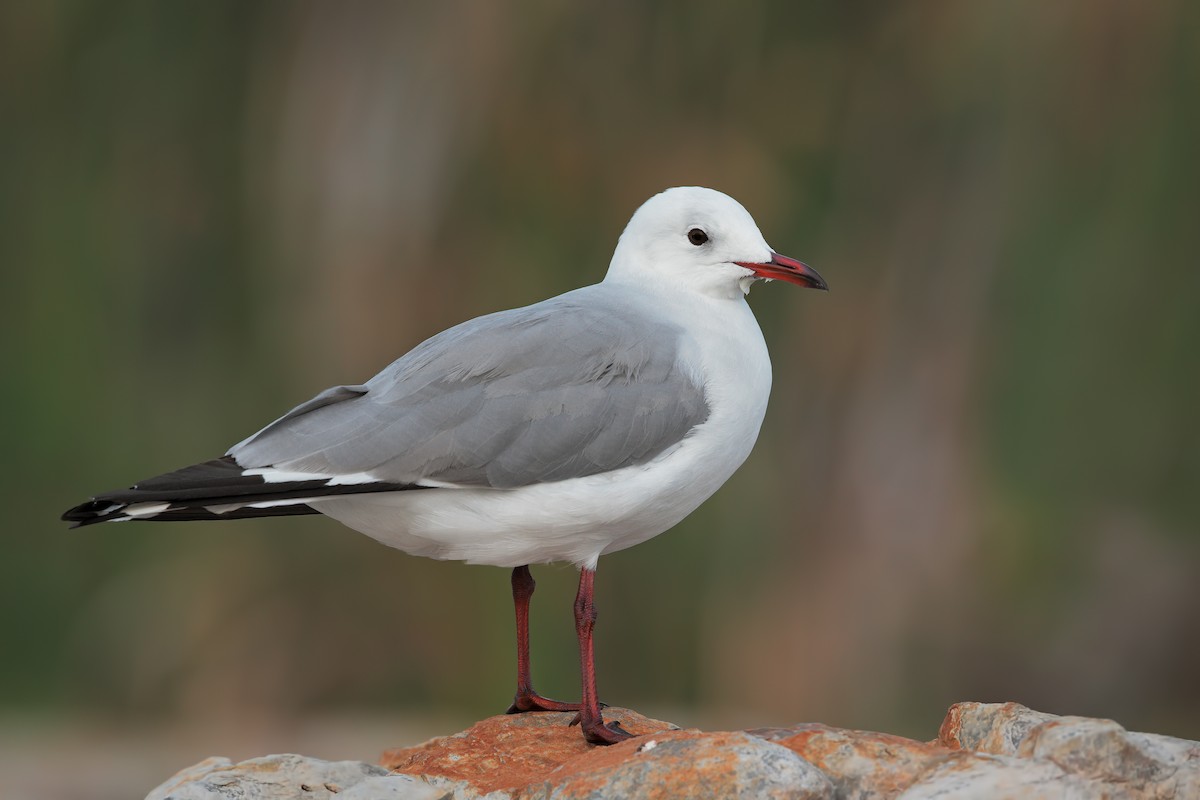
144;754;441;800
382;707;676;796
532;730;833;799
938;701;1200;799
149;702;1200;800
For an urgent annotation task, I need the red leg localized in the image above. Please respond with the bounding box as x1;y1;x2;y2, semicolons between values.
572;567;633;744
506;565;581;714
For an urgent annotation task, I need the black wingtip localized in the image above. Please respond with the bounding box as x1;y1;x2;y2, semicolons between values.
62;498;120;527
62;500;96;523
62;454;421;528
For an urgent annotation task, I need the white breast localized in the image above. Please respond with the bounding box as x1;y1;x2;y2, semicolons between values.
311;294;772;569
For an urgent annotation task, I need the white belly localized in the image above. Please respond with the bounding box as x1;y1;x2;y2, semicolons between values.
312;297;772;569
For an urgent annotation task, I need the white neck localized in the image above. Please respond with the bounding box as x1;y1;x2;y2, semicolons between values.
602;251;755;302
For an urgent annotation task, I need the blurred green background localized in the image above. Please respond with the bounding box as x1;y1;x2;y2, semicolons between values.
3;1;1198;796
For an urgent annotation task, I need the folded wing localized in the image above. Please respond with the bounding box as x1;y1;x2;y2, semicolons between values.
64;288;710;526
231;290;710;488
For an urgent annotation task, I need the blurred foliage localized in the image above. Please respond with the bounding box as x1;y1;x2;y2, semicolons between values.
2;0;1197;744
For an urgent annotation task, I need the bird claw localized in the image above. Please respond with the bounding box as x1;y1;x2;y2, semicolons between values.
506;691;582;715
582;718;633;745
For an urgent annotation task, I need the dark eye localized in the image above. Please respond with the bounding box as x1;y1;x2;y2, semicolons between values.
687;228;709;246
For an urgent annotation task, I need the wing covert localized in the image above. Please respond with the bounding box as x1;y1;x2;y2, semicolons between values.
229;289;710;489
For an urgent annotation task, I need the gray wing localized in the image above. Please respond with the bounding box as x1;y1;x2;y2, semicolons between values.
228;289;710;489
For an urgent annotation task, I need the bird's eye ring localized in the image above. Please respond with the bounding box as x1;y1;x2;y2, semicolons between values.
687;228;709;246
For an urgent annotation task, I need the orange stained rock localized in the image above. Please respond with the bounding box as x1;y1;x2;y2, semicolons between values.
380;708;675;795
751;723;956;797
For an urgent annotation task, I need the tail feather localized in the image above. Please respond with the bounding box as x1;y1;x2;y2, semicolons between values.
62;455;420;528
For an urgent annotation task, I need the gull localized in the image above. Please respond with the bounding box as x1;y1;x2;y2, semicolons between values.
62;186;828;744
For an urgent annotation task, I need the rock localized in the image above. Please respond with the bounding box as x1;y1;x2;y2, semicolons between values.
939;701;1200;798
144;753;442;800
938;701;1061;755
148;703;1200;799
340;775;452;800
897;754;1109;800
750;722;1113;799
751;723;951;798
531;730;833;799
380;708;676;798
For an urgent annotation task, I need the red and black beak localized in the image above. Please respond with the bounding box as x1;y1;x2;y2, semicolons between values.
734;252;828;290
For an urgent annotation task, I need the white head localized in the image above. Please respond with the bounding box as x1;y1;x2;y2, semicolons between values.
604;187;827;300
